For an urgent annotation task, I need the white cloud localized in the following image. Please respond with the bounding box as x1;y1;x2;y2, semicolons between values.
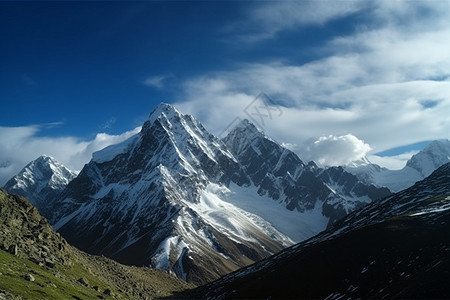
228;1;364;42
142;75;168;89
0;125;141;186
298;134;371;167
176;1;450;168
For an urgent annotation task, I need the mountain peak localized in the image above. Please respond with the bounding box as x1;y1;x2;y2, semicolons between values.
227;119;268;142
406;139;450;177
223;118;276;157
34;154;58;165
235;118;261;132
148;102;181;125
3;155;76;217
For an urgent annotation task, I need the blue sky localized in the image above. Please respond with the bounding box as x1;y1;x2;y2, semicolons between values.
1;1;450;184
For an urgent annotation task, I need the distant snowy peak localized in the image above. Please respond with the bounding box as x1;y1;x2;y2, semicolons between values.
5;155;75;190
345;140;450;192
406;139;450;177
3;155;76;217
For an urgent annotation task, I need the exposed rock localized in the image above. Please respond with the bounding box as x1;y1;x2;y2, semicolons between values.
0;189;72;268
77;277;89;287
44;258;55;268
8;245;17;256
22;274;35;282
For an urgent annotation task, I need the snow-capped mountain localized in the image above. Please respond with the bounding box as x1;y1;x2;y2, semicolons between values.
406;140;450;177
48;103;391;284
223;119;390;228
3;155;77;217
346;140;450;192
193;162;450;299
50;104;292;284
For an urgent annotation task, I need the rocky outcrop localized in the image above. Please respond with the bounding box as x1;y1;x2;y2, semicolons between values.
0;189;71;268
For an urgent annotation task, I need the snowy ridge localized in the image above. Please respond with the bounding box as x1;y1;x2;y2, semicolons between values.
195;164;450;299
406;140;450;177
92;134;140;163
223;119;390;227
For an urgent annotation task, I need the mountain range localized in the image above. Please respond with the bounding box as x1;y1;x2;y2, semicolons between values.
3;103;450;287
3;103;390;284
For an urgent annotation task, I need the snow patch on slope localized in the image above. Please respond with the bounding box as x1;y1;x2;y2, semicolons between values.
186;183;328;244
183;183;293;247
92;134;139;163
225;183;329;242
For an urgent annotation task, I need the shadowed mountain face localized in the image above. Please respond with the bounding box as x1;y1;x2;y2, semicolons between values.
189;163;450;299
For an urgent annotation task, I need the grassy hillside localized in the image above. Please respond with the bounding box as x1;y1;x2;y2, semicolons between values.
0;189;194;299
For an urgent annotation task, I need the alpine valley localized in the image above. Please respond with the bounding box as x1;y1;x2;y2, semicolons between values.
3;103;450;292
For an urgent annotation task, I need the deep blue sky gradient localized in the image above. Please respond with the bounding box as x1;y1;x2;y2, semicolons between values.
0;1;359;138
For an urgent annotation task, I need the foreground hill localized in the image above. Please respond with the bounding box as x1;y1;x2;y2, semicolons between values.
186;163;450;299
0;189;193;299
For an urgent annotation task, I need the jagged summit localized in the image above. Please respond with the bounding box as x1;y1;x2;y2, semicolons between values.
223;119;276;156
147;102;181;126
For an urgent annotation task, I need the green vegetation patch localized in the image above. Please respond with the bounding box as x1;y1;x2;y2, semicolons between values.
424;195;450;203
0;249;120;300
